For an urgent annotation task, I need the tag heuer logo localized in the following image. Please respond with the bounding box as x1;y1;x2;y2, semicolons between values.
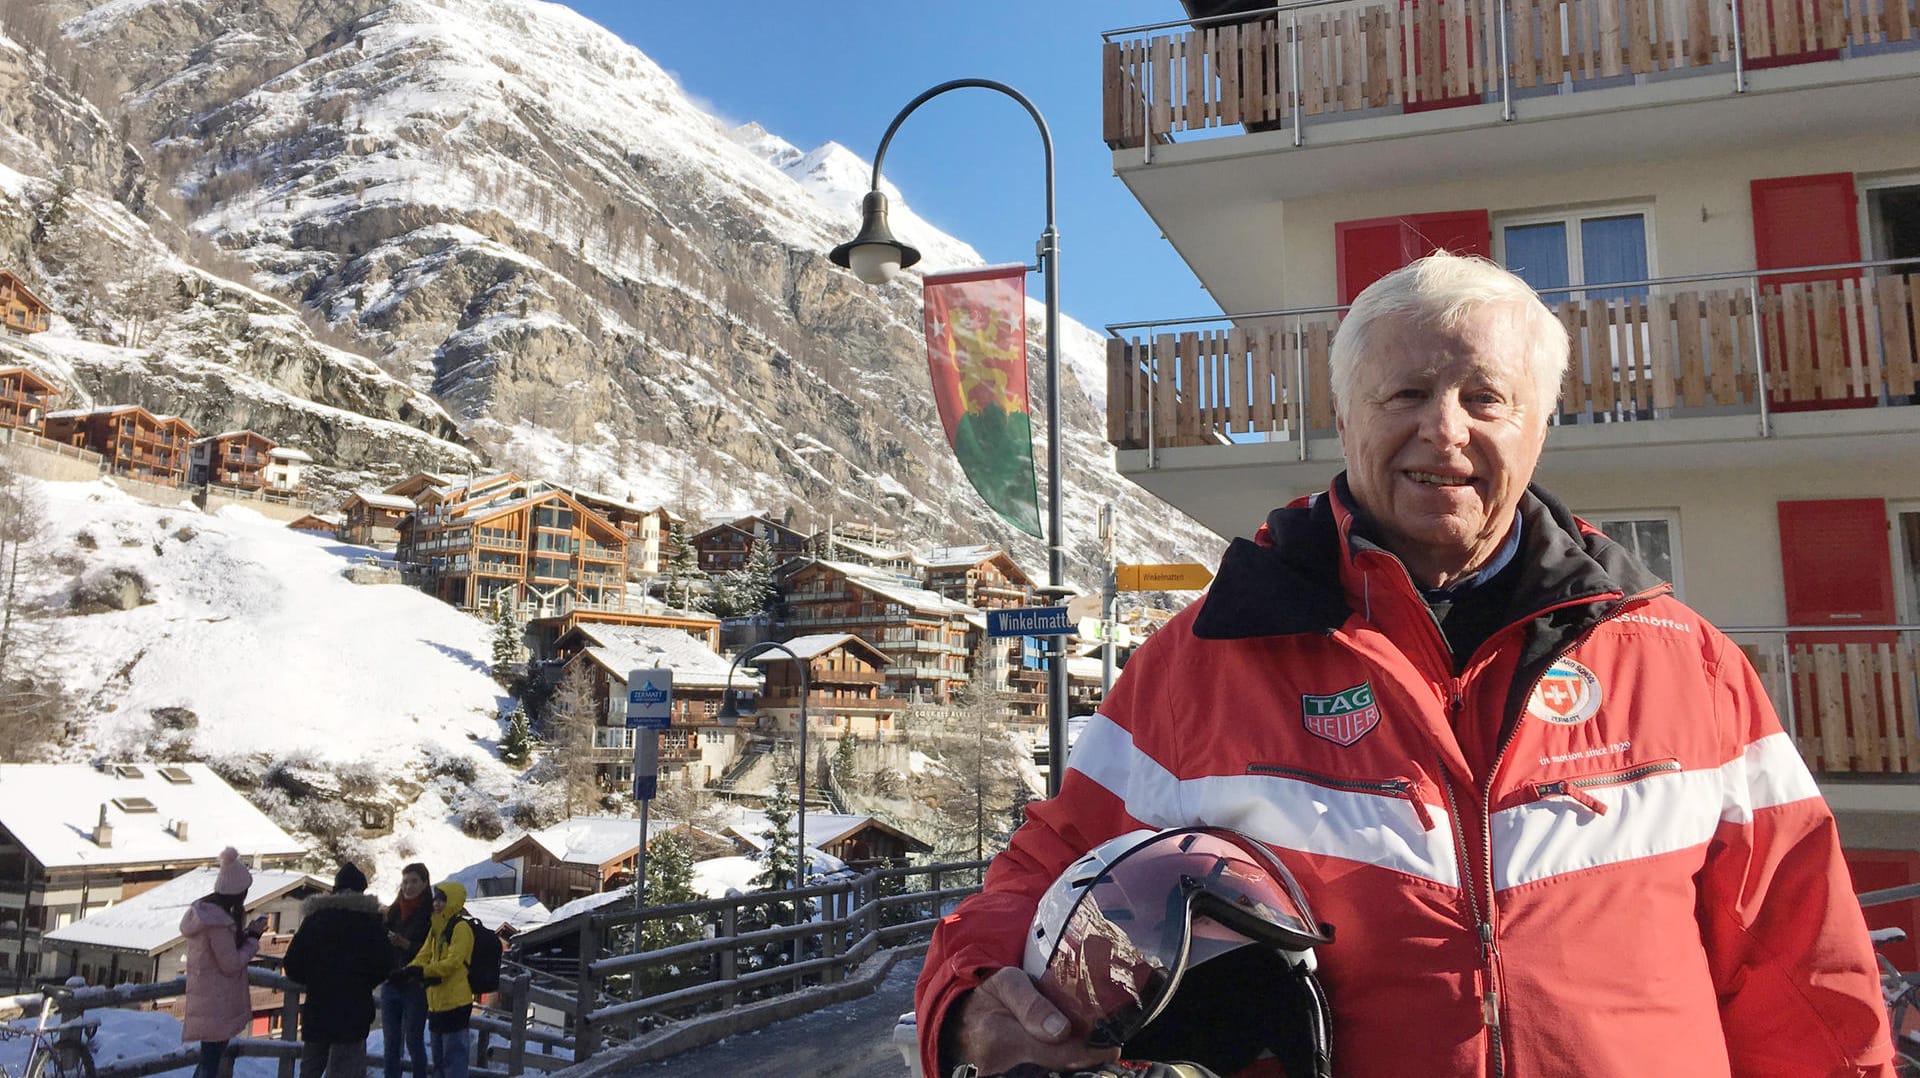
1302;683;1381;746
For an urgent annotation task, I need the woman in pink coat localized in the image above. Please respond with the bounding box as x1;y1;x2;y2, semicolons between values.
180;848;267;1078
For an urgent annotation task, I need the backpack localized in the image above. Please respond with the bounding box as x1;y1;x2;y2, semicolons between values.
443;912;502;994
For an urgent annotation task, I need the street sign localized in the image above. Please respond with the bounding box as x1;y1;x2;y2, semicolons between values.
1065;593;1103;622
987;606;1074;638
633;729;658;802
1078;618;1134;646
1115;562;1214;591
625;668;673;730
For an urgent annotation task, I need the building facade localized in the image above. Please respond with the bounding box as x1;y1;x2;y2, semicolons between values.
398;478;628;615
0;367;57;431
0;272;50;336
781;560;975;705
43;406;196;484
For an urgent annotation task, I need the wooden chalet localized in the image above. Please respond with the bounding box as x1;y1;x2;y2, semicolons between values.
383;471;460;501
286;511;343;534
0;272;50;336
338;490;414;549
781;559;975;705
263;447;311;491
920;545;1035;610
528;606;722;660
726;812;933;872
398;477;628;615
0;762;305;988
689;514;811;574
748;632;900;738
0;367;58;431
188;430;275;489
491;817;643;909
43;405;197;484
552;622;751;790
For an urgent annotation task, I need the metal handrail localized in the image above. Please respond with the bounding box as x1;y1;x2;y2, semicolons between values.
1106;255;1920;336
1103;0;1388;39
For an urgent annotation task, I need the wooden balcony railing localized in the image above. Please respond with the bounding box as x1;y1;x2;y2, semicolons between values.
1731;627;1920;775
1102;0;1919;147
1107;262;1920;450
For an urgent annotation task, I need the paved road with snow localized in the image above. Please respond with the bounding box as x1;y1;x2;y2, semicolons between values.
607;956;921;1077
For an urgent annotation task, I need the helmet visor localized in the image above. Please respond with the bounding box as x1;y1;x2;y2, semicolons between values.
1033;828;1329;1048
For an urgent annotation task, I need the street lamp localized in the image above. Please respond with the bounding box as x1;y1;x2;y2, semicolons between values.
829;78;1071;797
717;640;810;889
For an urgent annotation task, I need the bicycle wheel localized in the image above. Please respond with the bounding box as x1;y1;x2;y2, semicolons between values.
26;1040;96;1078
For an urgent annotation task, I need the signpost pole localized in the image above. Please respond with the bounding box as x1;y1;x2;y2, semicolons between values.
1099;505;1116;693
626;669;673;913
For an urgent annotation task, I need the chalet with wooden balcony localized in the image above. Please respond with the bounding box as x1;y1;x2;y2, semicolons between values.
490;817;642;909
43;405;196;484
725;812;933;872
397;478;628;616
747;633;900;739
1101;0;1920;936
384;471;460;501
551;621;750;791
338;491;414;549
532;606;724;662
0;367;58;431
0;272;50;336
781;559;976;705
0;762;304;988
264;447;312;491
188;430;275;489
920;545;1036;610
690;514;812;573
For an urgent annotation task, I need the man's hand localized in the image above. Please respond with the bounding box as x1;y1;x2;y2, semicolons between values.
946;967;1120;1076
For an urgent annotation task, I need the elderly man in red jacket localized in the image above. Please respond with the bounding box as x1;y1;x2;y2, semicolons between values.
918;252;1893;1078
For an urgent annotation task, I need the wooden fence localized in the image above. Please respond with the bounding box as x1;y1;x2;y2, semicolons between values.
1106;267;1920;449
1740;634;1920;774
1103;0;1920;146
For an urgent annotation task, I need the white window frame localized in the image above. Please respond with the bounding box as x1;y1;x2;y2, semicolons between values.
1887;499;1920;625
1858;172;1920;264
1584;508;1684;600
1492;203;1658;299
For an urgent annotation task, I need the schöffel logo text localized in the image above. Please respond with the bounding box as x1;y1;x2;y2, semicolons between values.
1301;682;1381;746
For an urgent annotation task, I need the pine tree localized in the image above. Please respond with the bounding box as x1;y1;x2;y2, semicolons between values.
832;732;858;790
499;705;534;768
638;830;702;950
751;776;800;896
490;594;521;680
659;523;707;611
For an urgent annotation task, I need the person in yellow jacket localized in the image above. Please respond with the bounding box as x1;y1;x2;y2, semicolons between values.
389;882;473;1078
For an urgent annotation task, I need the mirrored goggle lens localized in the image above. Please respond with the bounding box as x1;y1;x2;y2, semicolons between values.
1035;829;1328;1047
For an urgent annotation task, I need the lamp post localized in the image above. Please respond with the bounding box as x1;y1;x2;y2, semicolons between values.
829;78;1071;797
717;640;811;889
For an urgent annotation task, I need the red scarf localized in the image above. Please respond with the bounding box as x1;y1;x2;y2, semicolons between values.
394;892;425;921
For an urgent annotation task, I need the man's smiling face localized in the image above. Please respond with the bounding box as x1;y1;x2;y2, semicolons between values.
1336;303;1549;589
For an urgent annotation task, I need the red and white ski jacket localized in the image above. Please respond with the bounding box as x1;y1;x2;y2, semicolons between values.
918;482;1891;1078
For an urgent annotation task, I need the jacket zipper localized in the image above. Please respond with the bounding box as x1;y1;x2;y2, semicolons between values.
1247;763;1436;831
1531;759;1682;815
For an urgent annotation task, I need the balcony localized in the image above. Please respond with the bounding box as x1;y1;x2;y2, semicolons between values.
1731;627;1920;779
1107;262;1920;529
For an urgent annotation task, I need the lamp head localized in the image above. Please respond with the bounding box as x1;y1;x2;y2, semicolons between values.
716;689;743;727
829;190;921;285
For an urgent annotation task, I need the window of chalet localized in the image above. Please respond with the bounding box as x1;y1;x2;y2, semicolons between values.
1495;207;1652;302
533;505;574;529
1864;179;1920;267
1587;510;1683;598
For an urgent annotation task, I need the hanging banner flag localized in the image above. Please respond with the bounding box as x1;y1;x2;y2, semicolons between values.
922;265;1042;536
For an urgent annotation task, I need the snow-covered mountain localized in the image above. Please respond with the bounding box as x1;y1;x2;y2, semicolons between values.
0;0;1219;576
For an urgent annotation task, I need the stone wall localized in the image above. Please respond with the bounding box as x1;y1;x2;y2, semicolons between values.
199;487;313;523
1;437;103;483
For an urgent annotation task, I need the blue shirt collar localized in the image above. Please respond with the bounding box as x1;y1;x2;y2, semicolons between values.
1418;513;1523;602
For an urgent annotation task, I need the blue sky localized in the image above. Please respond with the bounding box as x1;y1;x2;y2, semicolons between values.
556;0;1218;335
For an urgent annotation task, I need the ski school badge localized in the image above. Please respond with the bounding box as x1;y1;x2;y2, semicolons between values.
1528;658;1603;725
1302;682;1381;746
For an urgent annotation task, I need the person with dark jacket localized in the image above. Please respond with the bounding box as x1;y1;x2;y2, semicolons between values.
380;862;433;1078
283;863;392;1078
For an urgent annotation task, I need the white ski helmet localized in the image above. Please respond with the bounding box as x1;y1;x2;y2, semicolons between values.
1022;827;1335;1078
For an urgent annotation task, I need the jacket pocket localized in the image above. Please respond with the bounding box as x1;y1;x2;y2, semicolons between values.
1247;762;1437;831
1528;759;1681;816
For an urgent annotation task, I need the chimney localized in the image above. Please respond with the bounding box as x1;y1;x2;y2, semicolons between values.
94;804;114;848
173;819;190;841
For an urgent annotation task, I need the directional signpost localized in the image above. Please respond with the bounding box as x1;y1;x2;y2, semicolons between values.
626;668;672;909
1115;562;1215;592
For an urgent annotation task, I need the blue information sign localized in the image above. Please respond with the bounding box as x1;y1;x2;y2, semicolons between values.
986;606;1075;638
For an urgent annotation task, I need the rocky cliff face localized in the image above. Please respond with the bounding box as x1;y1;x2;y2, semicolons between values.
2;0;1220;574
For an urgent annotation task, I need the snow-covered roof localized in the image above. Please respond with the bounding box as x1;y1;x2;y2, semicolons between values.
722;810;917;853
43;866;324;955
268;447;313;462
0;763;304;871
46;405;142;420
500;816;642;868
751;633;861;661
570;623;747;691
804;560;974;617
919;544;1003;569
463;894;549;933
823;535;908;563
346;490;414;511
543;887;630;923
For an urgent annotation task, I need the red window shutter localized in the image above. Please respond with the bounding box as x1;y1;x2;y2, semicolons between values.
1335;210;1492;304
1777;498;1894;628
1751;173;1859;284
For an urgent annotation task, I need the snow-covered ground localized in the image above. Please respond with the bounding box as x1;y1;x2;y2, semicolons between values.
30;474;520;888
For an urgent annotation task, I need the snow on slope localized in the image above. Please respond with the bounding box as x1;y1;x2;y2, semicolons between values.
33;475;516;886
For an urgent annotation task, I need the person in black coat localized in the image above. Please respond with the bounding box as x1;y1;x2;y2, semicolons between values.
283;863;393;1078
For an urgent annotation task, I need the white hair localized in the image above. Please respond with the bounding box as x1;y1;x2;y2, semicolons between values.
1329;251;1569;422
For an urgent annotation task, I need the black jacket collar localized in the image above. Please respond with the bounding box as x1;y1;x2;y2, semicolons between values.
1192;476;1666;641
